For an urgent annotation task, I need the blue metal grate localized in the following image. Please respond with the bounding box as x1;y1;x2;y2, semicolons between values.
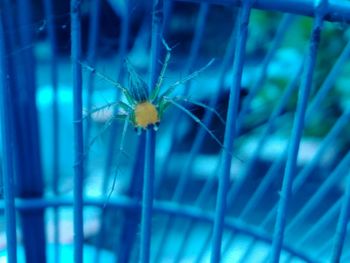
0;0;350;262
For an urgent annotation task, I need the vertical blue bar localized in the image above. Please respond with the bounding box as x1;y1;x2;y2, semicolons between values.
210;2;252;262
43;0;60;262
154;4;210;261
84;0;102;161
16;0;46;261
71;0;84;262
269;3;325;261
331;171;350;262
0;15;17;263
140;1;163;262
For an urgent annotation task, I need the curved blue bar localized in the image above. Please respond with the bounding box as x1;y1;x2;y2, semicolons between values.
0;196;317;262
176;0;350;23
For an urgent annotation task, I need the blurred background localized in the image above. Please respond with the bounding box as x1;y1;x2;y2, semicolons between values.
0;0;350;262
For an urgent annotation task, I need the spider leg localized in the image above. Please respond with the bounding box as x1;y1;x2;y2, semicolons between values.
165;98;224;149
104;115;130;205
82;101;120;121
150;39;172;102
80;61;135;105
85;114;128;155
171;96;225;125
160;58;215;98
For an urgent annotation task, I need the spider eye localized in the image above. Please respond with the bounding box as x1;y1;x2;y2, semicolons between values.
153;122;160;131
134;127;142;135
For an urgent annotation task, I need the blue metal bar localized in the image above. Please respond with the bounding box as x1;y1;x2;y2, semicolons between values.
140;131;156;263
195;228;213;263
298;198;341;247
237;14;294;130
140;1;164;262
86;3;103;262
238;98;346;256
237;237;257;263
71;0;84;262
112;8;140;262
154;2;210;195
43;0;60;262
171;20;239;261
259;106;350;229
331;171;350;262
238;62;302;219
84;0;102;163
175;0;350;23
167;2;210;203
286;149;350;236
102;2;129;195
173;17;238;259
226;14;295;205
0;195;317;262
269;1;326;260
16;0;46;261
0;14;17;263
259;37;350;226
174;166;221;262
211;1;252;262
227;14;297;207
92;2;128;262
153;4;211;261
306;39;350;119
117;133;146;263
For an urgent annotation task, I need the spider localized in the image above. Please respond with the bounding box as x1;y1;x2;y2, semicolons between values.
83;40;225;149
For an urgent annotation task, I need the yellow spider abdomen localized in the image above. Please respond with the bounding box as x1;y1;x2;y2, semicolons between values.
134;101;159;129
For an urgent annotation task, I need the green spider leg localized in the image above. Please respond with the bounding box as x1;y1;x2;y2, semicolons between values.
160;58;215;98
125;58;149;102
80;61;135;106
85;113;128;156
150;38;172;102
82;101;120;120
164;97;224;149
170;95;226;125
104;114;130;206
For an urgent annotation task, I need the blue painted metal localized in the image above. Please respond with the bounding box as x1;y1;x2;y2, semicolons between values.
117;133;146;263
43;0;60;262
269;1;326;261
91;1;129;262
0;196;317;262
15;0;46;261
154;2;211;196
331;171;350;262
140;0;164;262
84;0;102;162
176;0;350;23
112;8;140;262
298;199;341;247
239;62;302;220
227;13;297;206
286;150;350;236
2;0;350;262
171;10;240;262
71;0;84;262
153;4;211;261
0;14;17;263
211;1;252;262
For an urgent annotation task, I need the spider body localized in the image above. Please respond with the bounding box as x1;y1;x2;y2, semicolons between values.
133;101;160;130
84;40;227;200
84;39;223;148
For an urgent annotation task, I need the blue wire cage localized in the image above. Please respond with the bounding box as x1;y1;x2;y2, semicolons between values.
0;0;350;262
